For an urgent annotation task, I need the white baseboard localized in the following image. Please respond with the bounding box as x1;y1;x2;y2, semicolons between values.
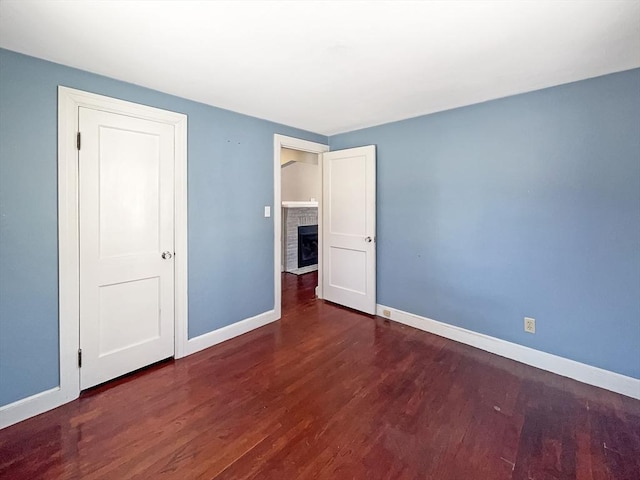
1;310;279;430
185;309;279;356
377;304;640;400
0;387;71;430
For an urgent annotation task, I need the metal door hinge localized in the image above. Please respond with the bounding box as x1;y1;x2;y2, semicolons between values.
77;132;81;150
78;348;82;368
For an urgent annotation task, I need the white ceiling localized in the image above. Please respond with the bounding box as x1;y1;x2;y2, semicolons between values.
1;1;639;135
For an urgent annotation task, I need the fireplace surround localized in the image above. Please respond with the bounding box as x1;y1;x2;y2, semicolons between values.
283;204;318;272
297;225;318;268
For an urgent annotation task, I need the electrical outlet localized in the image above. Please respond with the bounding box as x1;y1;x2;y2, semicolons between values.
383;309;391;318
524;317;536;334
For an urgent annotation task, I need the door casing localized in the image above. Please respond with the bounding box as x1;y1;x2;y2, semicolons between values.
58;86;188;402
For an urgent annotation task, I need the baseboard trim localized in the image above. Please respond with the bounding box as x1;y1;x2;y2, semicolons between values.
185;309;279;356
1;310;279;430
0;387;72;430
377;304;640;400
5;305;634;430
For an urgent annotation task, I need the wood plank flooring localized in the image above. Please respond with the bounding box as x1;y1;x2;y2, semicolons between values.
1;271;639;479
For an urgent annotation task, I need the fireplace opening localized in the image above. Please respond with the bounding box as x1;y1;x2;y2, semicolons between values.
297;225;318;268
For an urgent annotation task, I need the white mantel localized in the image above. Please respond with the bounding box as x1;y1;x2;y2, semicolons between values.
282;201;318;208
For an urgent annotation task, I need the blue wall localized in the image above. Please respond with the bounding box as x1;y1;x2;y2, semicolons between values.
1;48;638;409
0;49;327;406
331;69;640;379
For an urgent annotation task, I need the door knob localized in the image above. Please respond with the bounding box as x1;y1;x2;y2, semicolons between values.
365;236;373;243
162;251;173;259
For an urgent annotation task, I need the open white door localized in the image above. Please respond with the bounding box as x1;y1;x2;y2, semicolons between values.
322;145;376;314
79;107;176;389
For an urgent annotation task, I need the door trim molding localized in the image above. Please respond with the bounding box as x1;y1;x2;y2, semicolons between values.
58;87;188;398
273;135;329;320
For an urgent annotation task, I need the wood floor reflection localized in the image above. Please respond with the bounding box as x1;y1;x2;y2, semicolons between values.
1;271;639;479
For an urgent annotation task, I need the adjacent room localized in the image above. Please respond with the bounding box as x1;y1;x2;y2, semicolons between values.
0;1;639;479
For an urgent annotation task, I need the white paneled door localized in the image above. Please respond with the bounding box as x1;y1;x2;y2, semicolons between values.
322;146;376;314
79;107;175;389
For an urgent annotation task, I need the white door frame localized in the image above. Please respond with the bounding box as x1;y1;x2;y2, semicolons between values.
58;86;188;400
273;134;329;319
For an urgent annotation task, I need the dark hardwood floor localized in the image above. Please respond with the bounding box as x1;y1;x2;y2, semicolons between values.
1;271;639;479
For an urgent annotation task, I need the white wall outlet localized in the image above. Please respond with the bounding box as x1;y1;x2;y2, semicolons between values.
383;309;391;318
524;317;536;334
264;206;271;218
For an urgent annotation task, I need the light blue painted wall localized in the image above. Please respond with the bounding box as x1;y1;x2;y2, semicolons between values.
0;49;327;406
331;69;640;379
2;48;638;409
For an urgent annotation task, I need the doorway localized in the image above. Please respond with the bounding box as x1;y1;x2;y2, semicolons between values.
281;147;319;277
273;137;377;317
58;87;188;401
273;135;329;320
